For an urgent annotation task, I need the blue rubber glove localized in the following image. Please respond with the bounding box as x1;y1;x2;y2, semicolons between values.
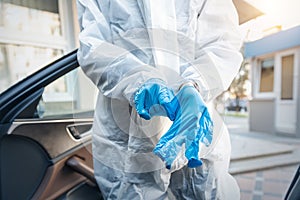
134;79;176;120
153;85;213;169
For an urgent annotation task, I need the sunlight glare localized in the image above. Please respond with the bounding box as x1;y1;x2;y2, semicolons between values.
247;0;300;29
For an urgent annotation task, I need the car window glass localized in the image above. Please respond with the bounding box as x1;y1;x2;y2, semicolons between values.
37;68;97;119
0;44;63;94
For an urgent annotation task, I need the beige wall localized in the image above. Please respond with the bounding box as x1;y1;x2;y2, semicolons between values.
249;98;275;134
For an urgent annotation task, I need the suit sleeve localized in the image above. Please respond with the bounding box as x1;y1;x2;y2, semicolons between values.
181;0;243;101
76;0;167;105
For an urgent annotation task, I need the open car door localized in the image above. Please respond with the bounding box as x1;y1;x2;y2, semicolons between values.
285;165;300;200
0;50;103;200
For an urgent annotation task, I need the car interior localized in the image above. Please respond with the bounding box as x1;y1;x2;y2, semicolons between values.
0;50;103;200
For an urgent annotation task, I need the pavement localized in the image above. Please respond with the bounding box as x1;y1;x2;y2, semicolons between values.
223;114;300;200
234;165;298;200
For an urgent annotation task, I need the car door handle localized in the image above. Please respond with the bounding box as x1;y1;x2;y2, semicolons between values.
66;156;97;184
66;123;92;141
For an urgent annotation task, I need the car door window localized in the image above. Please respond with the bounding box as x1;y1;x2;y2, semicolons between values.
37;67;97;119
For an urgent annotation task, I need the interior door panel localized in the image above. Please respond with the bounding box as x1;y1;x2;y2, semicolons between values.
8;119;93;159
33;144;95;199
1;118;101;200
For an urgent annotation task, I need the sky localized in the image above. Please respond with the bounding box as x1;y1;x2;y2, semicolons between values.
240;0;300;41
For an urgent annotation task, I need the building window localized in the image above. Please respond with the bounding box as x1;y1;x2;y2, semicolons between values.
0;1;64;94
0;0;80;101
1;0;59;13
0;1;61;37
0;1;93;119
259;58;274;93
0;44;63;86
281;55;294;100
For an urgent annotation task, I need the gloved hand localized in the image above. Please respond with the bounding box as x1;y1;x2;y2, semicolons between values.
134;79;176;120
153;85;213;169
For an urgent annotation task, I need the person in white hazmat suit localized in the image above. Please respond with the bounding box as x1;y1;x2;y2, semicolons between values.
76;0;243;199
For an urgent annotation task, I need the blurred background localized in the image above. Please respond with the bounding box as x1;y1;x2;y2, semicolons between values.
1;0;300;199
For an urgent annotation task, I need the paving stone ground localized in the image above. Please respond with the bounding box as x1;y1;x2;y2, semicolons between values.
233;164;298;200
223;114;300;199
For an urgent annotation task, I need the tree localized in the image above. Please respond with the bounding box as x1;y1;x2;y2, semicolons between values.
227;60;250;111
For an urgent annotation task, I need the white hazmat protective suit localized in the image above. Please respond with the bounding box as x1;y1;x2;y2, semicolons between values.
77;0;243;199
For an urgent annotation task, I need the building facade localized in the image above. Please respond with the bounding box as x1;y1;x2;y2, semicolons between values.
245;26;300;137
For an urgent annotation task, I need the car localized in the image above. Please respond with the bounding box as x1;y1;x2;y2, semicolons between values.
225;98;248;112
0;50;299;200
0;49;103;200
